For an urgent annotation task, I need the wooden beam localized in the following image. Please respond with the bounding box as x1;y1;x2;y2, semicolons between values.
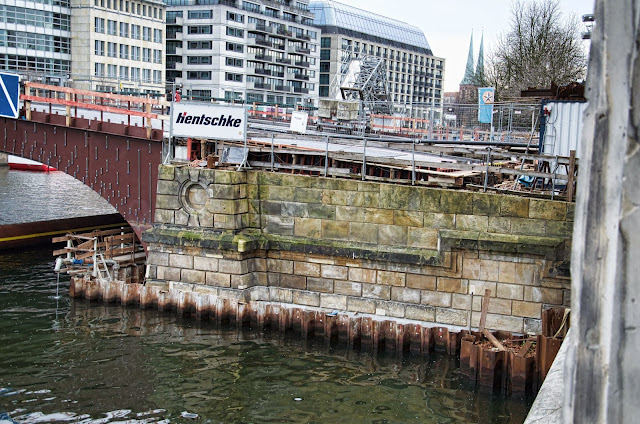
482;328;507;351
21;95;158;119
479;289;491;332
566;149;577;203
24;81;162;105
517;340;534;358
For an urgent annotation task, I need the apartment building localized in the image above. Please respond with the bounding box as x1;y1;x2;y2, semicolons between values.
165;0;319;107
309;0;444;110
71;0;165;94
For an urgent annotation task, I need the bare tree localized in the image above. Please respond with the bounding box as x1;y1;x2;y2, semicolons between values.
487;0;588;99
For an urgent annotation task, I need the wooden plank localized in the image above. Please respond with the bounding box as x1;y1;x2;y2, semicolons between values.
566;149;576;203
482;329;507;351
517;340;534;358
106;234;135;243
21;95;158;119
479;289;491;332
24;81;162;105
53;247;76;256
52;235;73;243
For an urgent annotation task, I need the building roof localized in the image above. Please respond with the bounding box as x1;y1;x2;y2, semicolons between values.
309;0;433;55
460;33;475;85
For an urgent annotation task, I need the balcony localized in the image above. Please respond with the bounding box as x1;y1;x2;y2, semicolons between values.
254;82;272;90
273;43;285;50
276;28;292;37
249;22;273;34
293;87;309;94
294;32;310;41
295;47;311;54
294;61;309;68
249;53;273;62
255;38;272;48
273;71;285;78
293;73;309;81
275;57;291;65
254;68;271;76
274;85;291;92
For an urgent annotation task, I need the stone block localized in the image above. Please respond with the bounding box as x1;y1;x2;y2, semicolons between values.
358;181;380;192
264;215;295;235
214;170;246;185
514;262;538;285
269;287;293;303
182;269;205;284
419;188;441;212
250;286;270;301
322;265;348;280
391;287;421;304
231;273;252;289
156;194;180;210
423;213;455;229
406;274;437;290
496;283;524;300
251;273;268;287
471;312;524;333
308;203;336;220
170;254;193;269
456;215;489;232
378;224;408;245
157;179;179;195
219;259;248;275
421;290;452;307
437;277;467;294
336;205;365;222
379;301;406;318
267;259;293;274
440;190;473;214
214;214;244;230
376;270;405;287
405;305;436;322
320;293;347;310
294;217;322;238
158;165;175;180
147;251;169;267
488;216;511;234
452;293;473;310
208;199;248;215
524;287;564;304
306;278;334;293
157;266;181;281
293;291;320;307
362;283;391;300
472;192;501;216
322;220;350;240
208;184;242;200
379;184;419;210
498;261;516;284
529;199;567;221
407;228;439;249
566;203;575;222
334;281;362;296
154;209;174;224
265;186;296;202
394;210;423;227
436;308;468;326
281;202;309;218
511;218;547;236
261;200;282;215
194;256;219;272
347;297;376;314
524;318;542;334
280;274;307;290
461;258;500;281
483;297;512;315
293;187;323;203
349;222;379;244
294;261;321;277
363;208;394;224
500;196;530;218
512;301;542;318
467;281;497;297
546;221;573;238
199;213;214;228
349;268;377;284
206;272;231;288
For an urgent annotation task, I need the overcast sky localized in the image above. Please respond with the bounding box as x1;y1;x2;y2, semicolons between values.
344;0;595;92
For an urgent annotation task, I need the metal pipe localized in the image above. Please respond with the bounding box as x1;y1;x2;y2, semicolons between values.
483;147;492;192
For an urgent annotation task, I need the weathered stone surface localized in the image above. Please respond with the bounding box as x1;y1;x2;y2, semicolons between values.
349;222;379;244
294;217;322;238
524;286;564;304
194;256;219;272
523;318;542;335
347;297;376;314
378;224;408;245
182;269;205;284
496;283;524;300
376;270;405;287
510;218;547;236
308;203;336;220
407;228;438;249
281;202;309;218
391;287;421;304
546;221;573;238
498;261;516;284
437;277;467;294
269;287;293;303
306;278;334;293
154;209;174;224
320;293;347;310
280;274;307;290
500;196;530;218
421;290;452;307
488;216;512;233
379;185;419;210
158;165;175;181
322;220;349;240
461;258;500;281
321;264;348;280
406;274;436;290
148;251;169;267
293;291;320;307
294;261;321;277
208;184;242;200
293;187;323;203
423;212;455;229
219;259;248;274
512;300;541;318
231;273;252;289
405;304;436;322
467;280;497;297
514;262;538;285
206;272;231;287
363;208;394;224
267;259;293;274
170;254;193;269
362;283;391;300
264;215;294;235
456;214;489;232
473;192;501;216
394;210;423;227
436;308;468;326
484;297;512;315
157;266;181;281
157;179;180;195
156;194;181;210
215;169;246;185
440;191;473;214
336;206;365;222
334;281;362;296
471;312;524;333
529;199;567;221
349;268;377;284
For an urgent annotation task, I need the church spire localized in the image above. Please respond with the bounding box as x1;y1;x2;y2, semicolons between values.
461;32;475;85
475;32;485;85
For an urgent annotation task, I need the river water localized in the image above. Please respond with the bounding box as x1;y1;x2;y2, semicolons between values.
0;169;533;423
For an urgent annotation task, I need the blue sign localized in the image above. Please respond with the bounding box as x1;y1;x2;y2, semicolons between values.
478;87;495;124
0;72;20;119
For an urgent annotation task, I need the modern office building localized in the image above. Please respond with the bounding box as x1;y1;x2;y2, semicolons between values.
71;0;166;94
164;0;320;107
309;0;444;110
0;0;72;82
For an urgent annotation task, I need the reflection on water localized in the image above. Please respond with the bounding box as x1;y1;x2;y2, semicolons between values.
0;169;115;225
0;247;532;424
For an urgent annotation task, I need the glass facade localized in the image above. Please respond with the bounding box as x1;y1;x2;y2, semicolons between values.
309;0;432;55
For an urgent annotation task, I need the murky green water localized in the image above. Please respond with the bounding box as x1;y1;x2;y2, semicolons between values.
0;247;532;424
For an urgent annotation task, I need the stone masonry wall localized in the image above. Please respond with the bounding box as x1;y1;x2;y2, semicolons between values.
144;165;572;334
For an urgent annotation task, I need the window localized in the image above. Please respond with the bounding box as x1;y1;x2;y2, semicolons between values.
188;41;212;49
153;29;162;43
166;11;182;23
142;27;151;41
227;11;244;23
119;44;129;59
319;74;329;84
153;70;162;84
321;37;331;48
153;49;162;64
189;25;212;34
95;17;105;33
188;10;212;19
188;71;211;80
94;62;105;76
320;49;330;60
320;62;330;72
226;42;243;53
131;46;140;61
142;4;146;16
107;20;117;35
131;25;140;40
142;68;151;82
319;86;329;97
188;56;212;64
107;42;117;57
246;92;263;103
107;64;117;78
142;47;150;62
226;57;243;67
119;22;129;37
166;40;182;55
94;40;105;56
226;27;243;38
242;1;259;13
225;72;243;82
119;66;128;80
131;67;140;81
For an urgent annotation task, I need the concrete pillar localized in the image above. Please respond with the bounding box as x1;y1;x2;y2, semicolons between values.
0;153;7;166
564;0;640;422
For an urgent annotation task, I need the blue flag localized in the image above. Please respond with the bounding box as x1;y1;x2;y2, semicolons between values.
478;87;495;124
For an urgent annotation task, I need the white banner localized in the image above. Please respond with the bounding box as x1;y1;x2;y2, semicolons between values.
290;111;309;134
171;102;246;141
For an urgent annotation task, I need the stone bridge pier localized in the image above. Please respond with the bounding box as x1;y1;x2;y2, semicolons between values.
141;165;572;336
